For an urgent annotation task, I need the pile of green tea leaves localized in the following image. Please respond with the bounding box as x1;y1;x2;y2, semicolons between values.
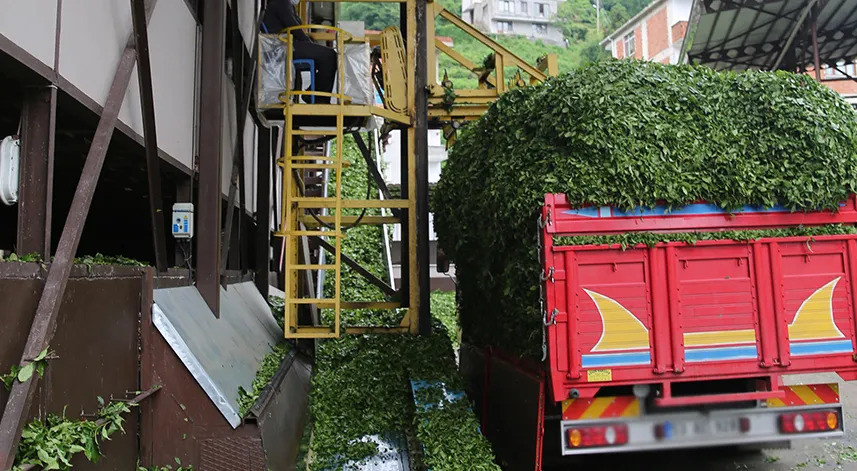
433;60;857;357
0;253;147;267
430;290;459;348
13;398;133;470
554;224;857;249
307;137;497;470
268;296;286;332
308;321;498;471
319;135;402;328
237;342;291;416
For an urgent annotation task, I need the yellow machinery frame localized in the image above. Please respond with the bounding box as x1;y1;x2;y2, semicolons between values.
272;0;557;338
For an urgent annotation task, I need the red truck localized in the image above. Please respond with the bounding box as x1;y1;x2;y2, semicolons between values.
459;194;857;471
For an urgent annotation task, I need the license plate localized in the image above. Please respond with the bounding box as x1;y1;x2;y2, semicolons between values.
672;417;740;438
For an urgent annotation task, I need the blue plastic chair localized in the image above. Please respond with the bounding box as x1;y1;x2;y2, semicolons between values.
292;59;316;104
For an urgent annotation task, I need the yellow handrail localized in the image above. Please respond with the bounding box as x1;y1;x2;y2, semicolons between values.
278;25;354;105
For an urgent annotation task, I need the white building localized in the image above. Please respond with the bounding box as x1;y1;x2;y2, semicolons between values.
462;0;566;46
599;0;692;64
382;129;455;290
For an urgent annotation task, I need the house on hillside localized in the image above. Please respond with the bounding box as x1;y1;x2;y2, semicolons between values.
599;0;692;64
601;0;857;106
461;0;566;45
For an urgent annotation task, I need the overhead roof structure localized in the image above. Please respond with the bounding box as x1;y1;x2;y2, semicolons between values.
682;0;857;78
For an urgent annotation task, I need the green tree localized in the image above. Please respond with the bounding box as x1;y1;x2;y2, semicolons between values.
581;39;610;64
606;3;630;29
339;2;398;30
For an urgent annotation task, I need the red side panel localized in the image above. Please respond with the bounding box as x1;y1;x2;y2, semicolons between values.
541;194;857;403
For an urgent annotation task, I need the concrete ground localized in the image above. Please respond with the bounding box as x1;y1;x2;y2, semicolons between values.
552;374;857;471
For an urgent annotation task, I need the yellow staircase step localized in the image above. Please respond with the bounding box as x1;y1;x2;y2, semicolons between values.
286;230;343;237
288;298;339;305
289;264;337;270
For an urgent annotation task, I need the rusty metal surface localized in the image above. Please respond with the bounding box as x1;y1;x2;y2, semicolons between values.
200;438;266;470
0;264;148;470
130;0;168;273
16;86;55;258
0;2;160;464
197;0;226;316
414;0;431;336
254;127;272;300
253;350;312;471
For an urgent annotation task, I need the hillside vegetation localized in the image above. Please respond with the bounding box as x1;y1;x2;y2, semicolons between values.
340;0;649;88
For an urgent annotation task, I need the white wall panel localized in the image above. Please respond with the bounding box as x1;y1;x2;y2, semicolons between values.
0;0;58;68
61;0;197;169
243;113;257;212
59;0;132;106
238;0;259;53
146;0;198;168
222;74;238;197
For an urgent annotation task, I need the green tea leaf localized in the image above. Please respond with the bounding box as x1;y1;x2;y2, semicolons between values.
17;363;34;383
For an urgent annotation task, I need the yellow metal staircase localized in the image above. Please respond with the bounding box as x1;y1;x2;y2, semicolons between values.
276;26;349;338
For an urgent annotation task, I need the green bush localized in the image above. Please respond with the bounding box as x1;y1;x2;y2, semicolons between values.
433;60;857;357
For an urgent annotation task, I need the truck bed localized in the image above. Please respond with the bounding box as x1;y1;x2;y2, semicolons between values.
541;194;857;404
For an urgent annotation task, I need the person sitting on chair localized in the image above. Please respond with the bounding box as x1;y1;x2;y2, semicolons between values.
263;0;337;104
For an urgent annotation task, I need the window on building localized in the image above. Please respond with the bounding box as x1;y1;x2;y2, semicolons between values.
823;60;856;79
533;23;547;35
624;32;635;57
500;0;513;12
520;1;528;14
497;20;513;32
537;3;546;17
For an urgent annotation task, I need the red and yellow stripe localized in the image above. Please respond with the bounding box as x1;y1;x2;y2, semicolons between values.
561;396;640;421
767;383;840;408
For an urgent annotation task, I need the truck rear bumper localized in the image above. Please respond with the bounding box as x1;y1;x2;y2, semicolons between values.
560;403;843;455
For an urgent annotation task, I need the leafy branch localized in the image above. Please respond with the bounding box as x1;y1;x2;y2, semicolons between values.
13;398;134;470
2;349;54;391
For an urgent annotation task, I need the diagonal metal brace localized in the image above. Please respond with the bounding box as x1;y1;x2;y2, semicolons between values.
310;235;399;299
351;132;403;219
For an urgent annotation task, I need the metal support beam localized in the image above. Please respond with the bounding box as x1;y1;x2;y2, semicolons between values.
415;0;431;335
16;86;56;259
351;132;401;218
0;1;158;466
197;0;226;316
771;0;817;70
131;0;168;272
221;8;259;282
311;236;398;298
255;127;272;299
811;5;822;80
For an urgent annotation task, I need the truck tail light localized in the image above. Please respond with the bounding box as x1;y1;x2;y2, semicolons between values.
779;410;839;434
566;424;628;448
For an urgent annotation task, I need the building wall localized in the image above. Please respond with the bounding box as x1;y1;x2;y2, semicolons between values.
0;0;260;206
603;0;692;64
462;0;566;45
0;1;58;69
